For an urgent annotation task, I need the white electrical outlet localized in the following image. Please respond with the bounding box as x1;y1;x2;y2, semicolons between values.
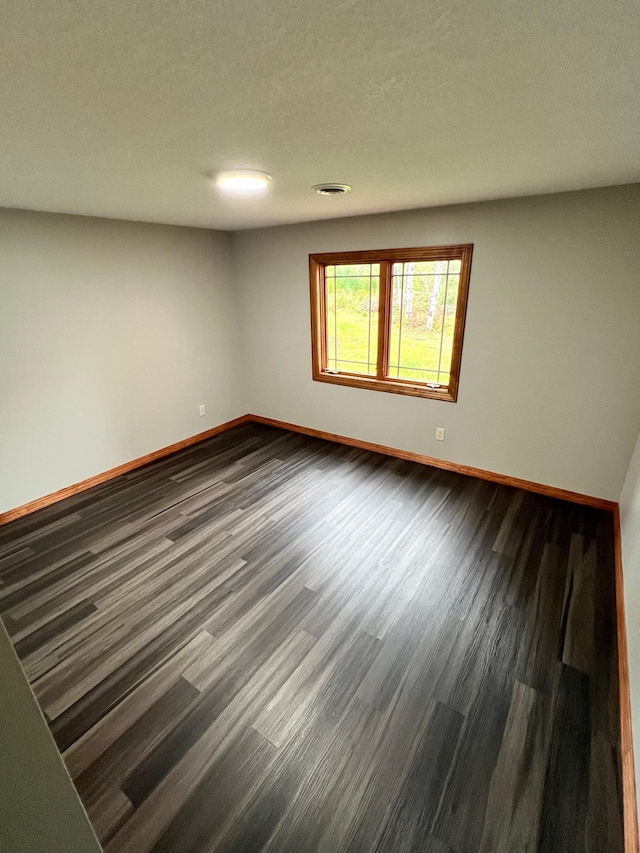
199;404;206;416
435;427;445;441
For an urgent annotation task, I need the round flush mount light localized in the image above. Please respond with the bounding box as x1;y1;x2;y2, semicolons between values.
312;183;352;196
214;170;272;192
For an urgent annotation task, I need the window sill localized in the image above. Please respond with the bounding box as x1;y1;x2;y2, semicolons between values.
313;370;457;402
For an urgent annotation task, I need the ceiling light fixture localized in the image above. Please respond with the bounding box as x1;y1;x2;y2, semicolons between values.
312;183;352;195
214;169;272;192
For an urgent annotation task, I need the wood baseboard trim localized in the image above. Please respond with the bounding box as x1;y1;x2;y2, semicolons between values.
248;414;617;512
614;505;640;853
0;415;252;527
0;411;616;529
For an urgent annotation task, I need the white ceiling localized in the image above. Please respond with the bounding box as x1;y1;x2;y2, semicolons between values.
1;0;639;230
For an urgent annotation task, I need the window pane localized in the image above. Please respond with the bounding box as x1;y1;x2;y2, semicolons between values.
334;263;378;277
414;261;442;275
388;261;460;385
325;264;379;375
438;275;459;374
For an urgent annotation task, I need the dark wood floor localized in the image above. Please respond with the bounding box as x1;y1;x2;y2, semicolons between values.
0;423;623;852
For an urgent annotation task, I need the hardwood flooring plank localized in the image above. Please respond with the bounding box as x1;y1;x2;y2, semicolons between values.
150;726;278;853
329;645;460;853
64;630;216;778
12;599;97;658
121;589;320;808
217;692;379;853
586;735;624;853
0;545;35;573
0;551;97;611
50;581;244;751
478;679;556;853
372;700;464;853
518;543;566;694
503;504;550;610
253;619;380;750
75;677;200;806
86;786;134;846
537;663;593;853
592;513;620;744
562;536;596;674
105;628;318;851
31;552;246;715
430;602;524;851
260;696;377;853
6;538;174;637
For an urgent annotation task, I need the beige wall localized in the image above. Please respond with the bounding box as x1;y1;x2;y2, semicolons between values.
621;430;640;815
0;209;244;515
233;185;640;501
0;619;101;852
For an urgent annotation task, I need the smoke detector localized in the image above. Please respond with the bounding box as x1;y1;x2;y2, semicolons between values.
312;183;352;196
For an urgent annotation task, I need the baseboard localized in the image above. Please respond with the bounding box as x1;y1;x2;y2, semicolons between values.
0;415;252;526
248;414;617;512
614;506;640;853
0;412;617;528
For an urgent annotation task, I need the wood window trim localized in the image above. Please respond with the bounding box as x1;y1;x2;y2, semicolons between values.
309;244;473;402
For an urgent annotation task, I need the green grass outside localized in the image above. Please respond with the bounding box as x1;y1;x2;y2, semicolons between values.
326;268;458;384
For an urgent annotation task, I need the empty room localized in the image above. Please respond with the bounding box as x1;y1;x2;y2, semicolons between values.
1;1;640;851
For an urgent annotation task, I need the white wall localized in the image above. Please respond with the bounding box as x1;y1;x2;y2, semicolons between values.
621;430;640;809
233;185;640;501
0;209;244;514
0;619;101;852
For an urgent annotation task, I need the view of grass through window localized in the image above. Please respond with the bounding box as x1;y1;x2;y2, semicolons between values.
325;259;461;384
389;259;460;384
326;264;380;374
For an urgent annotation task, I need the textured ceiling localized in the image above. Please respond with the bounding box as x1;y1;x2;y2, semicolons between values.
1;0;639;230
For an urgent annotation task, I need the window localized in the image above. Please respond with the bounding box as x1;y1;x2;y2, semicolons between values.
309;244;473;402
